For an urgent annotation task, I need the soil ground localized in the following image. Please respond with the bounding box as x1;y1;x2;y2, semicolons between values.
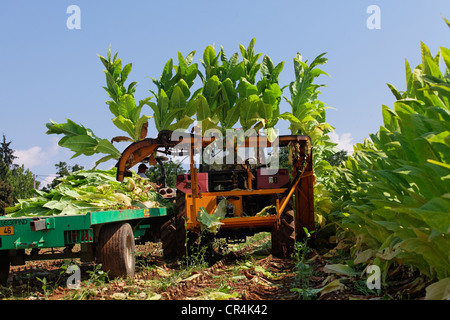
0;233;428;301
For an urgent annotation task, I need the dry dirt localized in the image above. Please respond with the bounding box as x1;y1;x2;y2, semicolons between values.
0;234;428;301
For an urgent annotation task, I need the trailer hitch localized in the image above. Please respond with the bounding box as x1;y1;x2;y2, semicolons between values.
30;217;55;231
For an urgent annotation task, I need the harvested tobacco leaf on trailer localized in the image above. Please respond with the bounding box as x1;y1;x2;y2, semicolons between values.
5;168;173;217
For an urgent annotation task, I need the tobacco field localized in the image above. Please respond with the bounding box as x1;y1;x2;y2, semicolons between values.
0;233;433;300
1;18;449;301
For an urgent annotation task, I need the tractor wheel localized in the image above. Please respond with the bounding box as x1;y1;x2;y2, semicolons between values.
271;198;295;258
161;190;188;260
96;222;136;279
0;251;10;286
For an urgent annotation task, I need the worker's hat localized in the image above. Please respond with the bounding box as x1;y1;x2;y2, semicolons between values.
138;163;148;170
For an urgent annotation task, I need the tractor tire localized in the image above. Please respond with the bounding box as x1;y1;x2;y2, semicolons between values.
271;198;295;258
96;222;136;279
0;251;10;286
161;190;188;260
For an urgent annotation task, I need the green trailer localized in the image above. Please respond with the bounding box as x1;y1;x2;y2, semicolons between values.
0;207;167;286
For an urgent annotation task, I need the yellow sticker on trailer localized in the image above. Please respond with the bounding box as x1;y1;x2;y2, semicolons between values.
0;226;14;236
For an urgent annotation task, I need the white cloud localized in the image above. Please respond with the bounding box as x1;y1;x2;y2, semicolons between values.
38;175;57;189
329;131;354;154
14;138;61;169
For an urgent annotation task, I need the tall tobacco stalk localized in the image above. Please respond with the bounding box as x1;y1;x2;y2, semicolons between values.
45;40;338;206
330;35;450;281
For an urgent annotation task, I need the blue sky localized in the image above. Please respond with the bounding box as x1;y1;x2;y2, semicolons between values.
1;0;449;187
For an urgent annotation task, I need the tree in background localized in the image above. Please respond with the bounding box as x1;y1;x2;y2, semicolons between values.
0;134;37;204
0;181;13;215
0;134;16;181
326;150;348;167
42;161;84;191
145;159;186;188
9;165;37;200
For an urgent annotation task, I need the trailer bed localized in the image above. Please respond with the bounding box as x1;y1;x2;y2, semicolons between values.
0;208;168;284
0;208;166;251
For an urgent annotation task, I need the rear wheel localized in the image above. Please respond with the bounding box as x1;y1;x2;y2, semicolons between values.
96;222;135;279
271;198;295;258
161;190;188;260
0;251;10;286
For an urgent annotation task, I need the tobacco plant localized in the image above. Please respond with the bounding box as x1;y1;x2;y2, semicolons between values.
278;52;338;227
148;51;199;132
46;47;152;168
330;38;450;281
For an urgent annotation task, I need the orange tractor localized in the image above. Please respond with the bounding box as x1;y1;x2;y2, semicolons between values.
116;130;315;259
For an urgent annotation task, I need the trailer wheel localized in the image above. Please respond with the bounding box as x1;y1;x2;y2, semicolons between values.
271;198;295;258
161;190;187;260
0;251;10;286
96;222;135;279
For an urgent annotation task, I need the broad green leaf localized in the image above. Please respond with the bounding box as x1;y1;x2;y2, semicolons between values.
426;131;450;147
159;88;170;117
278;112;301;124
319;279;344;297
46;119;88;137
121;63;132;82
323;264;359;277
167;115;194;131
272;61;285;82
263;83;282;106
239;95;260;130
203;45;217;67
59;135;98;153
278;112;303;134
382;105;398;130
185;63;199;87
94;139;121;158
421;41;433;73
400;238;450;279
160;107;185;130
263;127;278;143
185;97;198;117
203;75;221;105
117;94;138;122
440;46;450;71
237;78;258;98
184;50;196;66
112;115;135;138
224;102;241;129
221;78;237;109
354;249;376;264
177;51;187;74
415;197;450;233
257;100;273;122
387;83;402;100
200;117;219;134
425;278;450;300
197;199;227;234
176;79;191;99
170;85;187;109
196;95;210;121
160;58;173;88
261;55;274;79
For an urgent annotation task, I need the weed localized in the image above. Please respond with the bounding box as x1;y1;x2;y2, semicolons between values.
69;264;109;300
290;228;318;300
35;276;50;298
